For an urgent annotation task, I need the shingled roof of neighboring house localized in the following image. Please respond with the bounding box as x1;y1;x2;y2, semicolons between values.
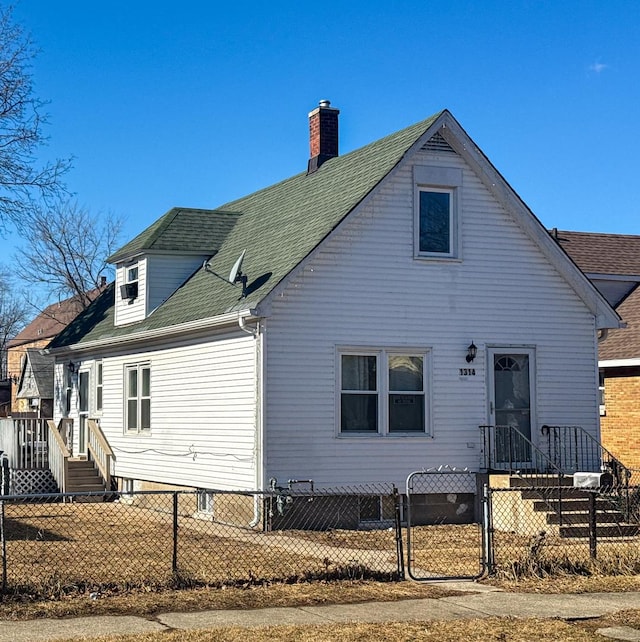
8;291;101;349
553;230;640;276
599;285;640;361
16;348;54;399
49;111;444;349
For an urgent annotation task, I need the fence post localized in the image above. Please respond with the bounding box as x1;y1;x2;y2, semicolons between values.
172;492;178;576
393;487;405;580
1;499;6;597
588;491;597;560
482;484;494;576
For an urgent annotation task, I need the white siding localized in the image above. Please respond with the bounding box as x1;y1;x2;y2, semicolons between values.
114;258;147;326
55;331;258;490
264;149;601;489
147;255;207;312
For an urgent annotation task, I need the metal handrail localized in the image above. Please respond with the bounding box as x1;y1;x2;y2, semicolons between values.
542;424;630;479
480;424;565;481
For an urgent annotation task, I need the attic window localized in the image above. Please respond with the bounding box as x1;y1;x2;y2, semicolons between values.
421;132;456;154
127;266;138;282
414;166;462;260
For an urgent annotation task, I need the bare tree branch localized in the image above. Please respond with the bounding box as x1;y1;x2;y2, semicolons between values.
0;6;70;233
15;200;122;308
0;266;29;378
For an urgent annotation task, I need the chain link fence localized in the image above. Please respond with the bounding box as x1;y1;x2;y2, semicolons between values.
488;481;640;578
0;484;404;598
405;469;485;581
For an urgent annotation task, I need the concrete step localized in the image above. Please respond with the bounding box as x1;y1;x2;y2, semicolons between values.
509;475;575;488
520;488;592;500
560;524;640;538
546;511;625;525
533;499;616;512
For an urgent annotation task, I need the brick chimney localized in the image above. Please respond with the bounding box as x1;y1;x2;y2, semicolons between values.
307;99;339;174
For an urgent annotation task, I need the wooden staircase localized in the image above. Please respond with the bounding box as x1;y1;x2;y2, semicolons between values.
67;458;108;494
510;475;640;539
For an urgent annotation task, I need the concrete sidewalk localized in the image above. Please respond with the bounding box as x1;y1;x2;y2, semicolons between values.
1;585;640;641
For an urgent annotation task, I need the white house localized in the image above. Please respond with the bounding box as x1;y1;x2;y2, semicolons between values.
46;103;620;519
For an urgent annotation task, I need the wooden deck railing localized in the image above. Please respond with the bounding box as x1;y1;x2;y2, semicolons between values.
0;417;50;469
47;419;71;494
87;419;113;490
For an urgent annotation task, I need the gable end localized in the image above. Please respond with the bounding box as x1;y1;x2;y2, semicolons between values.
421;131;457;155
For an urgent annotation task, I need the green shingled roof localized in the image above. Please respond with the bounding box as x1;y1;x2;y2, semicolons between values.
50;111;443;349
108;207;241;262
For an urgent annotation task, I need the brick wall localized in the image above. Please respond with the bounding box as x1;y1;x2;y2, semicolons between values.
600;368;640;470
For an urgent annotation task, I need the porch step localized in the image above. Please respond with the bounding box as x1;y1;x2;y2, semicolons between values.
66;459;107;497
560;524;640;538
509;475;575;488
519;488;592;500
546;511;625;525
532;499;614;512
511;475;638;540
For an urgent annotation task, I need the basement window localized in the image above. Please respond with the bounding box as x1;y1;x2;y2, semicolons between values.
359;495;395;524
197;490;214;515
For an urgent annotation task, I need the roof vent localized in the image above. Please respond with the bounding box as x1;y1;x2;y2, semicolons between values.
421;131;456;154
307;100;340;174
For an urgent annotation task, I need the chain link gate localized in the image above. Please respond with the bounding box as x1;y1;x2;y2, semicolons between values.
405;469;489;580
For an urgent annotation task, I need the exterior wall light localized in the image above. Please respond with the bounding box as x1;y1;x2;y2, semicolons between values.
466;341;477;363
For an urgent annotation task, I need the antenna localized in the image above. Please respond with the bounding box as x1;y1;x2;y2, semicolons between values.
203;250;248;297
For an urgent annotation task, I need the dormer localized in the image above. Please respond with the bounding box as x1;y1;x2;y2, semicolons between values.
109;208;240;327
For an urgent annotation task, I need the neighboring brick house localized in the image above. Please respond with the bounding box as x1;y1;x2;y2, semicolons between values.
554;230;640;470
7;284;106;416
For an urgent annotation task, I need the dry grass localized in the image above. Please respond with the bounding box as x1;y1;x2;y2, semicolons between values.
3;501;397;598
0;580;457;620
52;615;638;642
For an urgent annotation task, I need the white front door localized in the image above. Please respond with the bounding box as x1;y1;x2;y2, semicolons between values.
488;348;536;469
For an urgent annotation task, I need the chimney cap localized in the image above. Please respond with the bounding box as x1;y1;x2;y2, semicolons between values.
318;99;331;108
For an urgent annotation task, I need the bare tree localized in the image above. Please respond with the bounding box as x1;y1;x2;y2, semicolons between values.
16;200;122;309
0;5;69;232
0;267;28;378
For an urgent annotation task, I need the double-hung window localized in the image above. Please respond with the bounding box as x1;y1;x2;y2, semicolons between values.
125;364;151;433
414;166;462;259
339;349;430;435
95;361;103;414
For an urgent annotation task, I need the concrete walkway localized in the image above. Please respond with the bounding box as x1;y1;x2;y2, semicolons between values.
1;584;640;641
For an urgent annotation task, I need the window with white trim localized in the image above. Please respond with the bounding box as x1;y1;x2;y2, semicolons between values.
95;361;103;414
339;349;430;435
414;166;462;259
125;364;151;433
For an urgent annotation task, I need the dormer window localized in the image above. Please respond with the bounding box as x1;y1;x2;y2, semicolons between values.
120;263;139;302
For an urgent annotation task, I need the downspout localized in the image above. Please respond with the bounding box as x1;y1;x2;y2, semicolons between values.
238;312;263;528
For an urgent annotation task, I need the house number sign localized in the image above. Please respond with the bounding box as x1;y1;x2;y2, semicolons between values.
459;368;476;376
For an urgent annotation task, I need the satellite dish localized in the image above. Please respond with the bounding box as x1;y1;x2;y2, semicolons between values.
228;250;246;284
202;249;249;298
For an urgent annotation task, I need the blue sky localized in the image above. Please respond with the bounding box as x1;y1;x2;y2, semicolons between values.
10;0;640;250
